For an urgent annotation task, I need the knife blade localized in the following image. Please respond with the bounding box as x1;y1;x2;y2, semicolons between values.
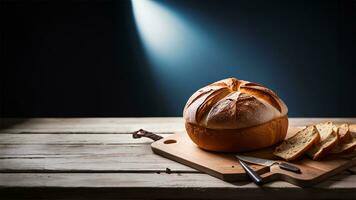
236;155;301;174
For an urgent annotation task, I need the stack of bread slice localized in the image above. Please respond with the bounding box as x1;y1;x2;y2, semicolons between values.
331;124;356;154
306;122;339;160
274;122;356;161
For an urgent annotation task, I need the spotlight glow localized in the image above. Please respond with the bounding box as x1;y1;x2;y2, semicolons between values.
131;0;192;67
130;0;251;115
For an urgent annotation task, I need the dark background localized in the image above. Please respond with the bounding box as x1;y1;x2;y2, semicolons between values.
1;0;356;117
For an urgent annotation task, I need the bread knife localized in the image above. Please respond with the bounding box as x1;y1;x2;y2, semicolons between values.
238;159;264;185
236;155;301;174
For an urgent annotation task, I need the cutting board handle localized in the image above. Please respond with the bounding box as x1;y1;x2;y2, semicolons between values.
132;129;163;141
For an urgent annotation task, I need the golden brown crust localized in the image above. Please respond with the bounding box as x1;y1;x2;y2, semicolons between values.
185;116;288;152
183;78;288;129
239;85;282;113
206;92;273;129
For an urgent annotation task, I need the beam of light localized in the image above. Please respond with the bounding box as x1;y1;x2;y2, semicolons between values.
131;0;243;115
131;0;201;71
131;0;272;115
131;0;182;62
131;0;237;76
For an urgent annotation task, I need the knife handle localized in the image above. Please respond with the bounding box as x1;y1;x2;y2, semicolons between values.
279;162;301;173
238;160;263;185
132;129;163;141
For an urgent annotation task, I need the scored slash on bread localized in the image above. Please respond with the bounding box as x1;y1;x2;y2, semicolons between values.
183;78;289;152
273;126;320;161
183;78;288;130
306;122;339;160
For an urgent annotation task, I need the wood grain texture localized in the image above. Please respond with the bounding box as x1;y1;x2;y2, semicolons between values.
0;173;356;200
0;144;195;172
1;118;355;133
0;118;356;199
0;172;354;188
152;131;356;186
0;118;185;133
0;134;162;145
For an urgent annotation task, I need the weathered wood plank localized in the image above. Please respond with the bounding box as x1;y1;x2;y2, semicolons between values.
0;144;160;156
0;157;195;172
0;173;354;188
0;143;352;176
1;118;355;133
0;117;355;196
0;118;185;133
0;134;164;145
0;173;355;200
0;173;236;188
0;144;196;172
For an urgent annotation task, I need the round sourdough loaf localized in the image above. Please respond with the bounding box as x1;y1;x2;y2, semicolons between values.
183;77;288;152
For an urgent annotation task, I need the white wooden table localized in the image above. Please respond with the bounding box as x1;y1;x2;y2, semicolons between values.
0;118;355;200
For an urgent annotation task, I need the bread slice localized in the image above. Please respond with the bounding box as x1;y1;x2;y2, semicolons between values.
337;123;352;144
350;124;356;137
332;124;355;154
306;122;339;160
331;137;356;154
274;125;320;161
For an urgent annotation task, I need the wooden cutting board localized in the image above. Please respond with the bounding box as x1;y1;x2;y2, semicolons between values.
151;126;356;187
